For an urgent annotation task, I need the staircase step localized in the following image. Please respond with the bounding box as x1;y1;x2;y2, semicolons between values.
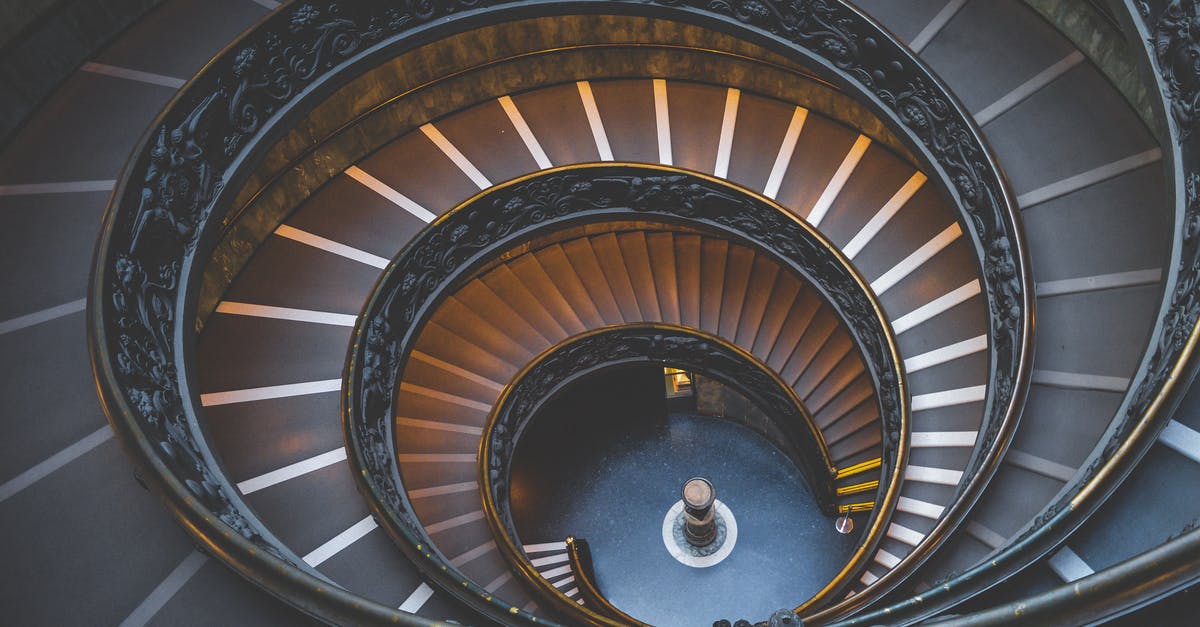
561;237;624;324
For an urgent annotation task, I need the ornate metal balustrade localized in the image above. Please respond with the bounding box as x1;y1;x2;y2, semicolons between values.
476;324;847;622
484;324;838;521
87;1;1042;624
834;0;1200;623
344;165;908;624
564;536;651;627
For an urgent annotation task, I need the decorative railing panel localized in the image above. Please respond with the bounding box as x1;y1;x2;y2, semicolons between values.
88;1;1034;623
478;325;838;622
835;0;1200;624
345;165;908;624
484;325;837;520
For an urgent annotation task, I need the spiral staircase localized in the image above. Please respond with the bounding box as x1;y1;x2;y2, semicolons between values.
1;0;1199;625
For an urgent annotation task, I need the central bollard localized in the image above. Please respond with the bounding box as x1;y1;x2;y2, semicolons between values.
682;477;717;547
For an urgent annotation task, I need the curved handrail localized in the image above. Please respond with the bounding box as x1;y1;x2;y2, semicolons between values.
344;164;909;624
933;526;1200;625
566;537;652;627
477;321;835;511
828;0;1200;623
752;0;1036;612
87;1;1032;624
0;0;171;144
87;2;444;625
481;322;837;515
476;323;852;623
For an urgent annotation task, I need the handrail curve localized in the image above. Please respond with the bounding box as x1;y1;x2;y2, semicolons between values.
477;323;857;623
344;165;909;624
830;0;1200;623
87;1;1037;624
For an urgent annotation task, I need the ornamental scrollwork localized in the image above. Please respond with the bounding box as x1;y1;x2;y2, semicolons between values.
350;169;904;492
94;0;1034;621
656;0;1029;483
101;0;503;570
1143;0;1200;139
484;327;839;532
1054;0;1200;513
345;166;906;616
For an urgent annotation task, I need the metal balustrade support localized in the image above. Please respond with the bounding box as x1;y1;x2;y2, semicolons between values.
86;0;1044;623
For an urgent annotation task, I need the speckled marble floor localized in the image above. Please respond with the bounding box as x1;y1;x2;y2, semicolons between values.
510;367;862;626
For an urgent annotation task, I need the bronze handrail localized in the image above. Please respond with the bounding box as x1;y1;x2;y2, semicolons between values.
475;323;865;624
829;0;1200;622
345;165;909;624
566;537;651;627
87;1;1043;623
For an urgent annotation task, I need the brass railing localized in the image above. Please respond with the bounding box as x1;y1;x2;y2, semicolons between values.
87;1;1045;624
831;0;1200;623
475;323;851;623
343;165;909;624
566;536;652;627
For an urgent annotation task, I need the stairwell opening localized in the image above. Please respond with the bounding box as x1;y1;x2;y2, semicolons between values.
508;363;860;625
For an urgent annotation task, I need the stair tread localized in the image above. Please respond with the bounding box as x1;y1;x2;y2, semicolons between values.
431;97;541;185
430;296;537;366
358;125;476;216
698;237;729;333
506;252;588;335
735;255;783;349
675;234;703;328
455;280;553;351
413;321;521;385
590;79;658;163
666;81;727;174
511;82;602;164
560;237;624;324
481;264;571;344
